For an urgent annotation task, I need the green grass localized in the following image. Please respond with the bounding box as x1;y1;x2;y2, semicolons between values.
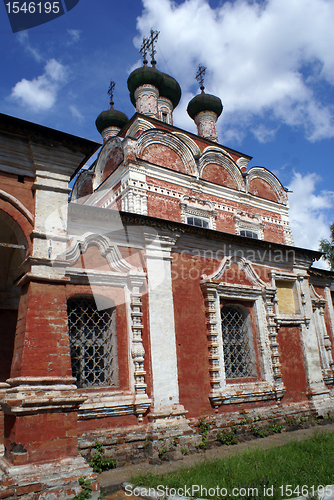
131;432;334;500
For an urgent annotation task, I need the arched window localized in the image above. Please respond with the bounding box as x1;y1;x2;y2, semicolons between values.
67;297;118;388
221;304;256;379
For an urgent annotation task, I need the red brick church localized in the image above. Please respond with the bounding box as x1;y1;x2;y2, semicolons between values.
1;41;334;497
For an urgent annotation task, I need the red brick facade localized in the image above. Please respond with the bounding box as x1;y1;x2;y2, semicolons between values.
0;80;333;499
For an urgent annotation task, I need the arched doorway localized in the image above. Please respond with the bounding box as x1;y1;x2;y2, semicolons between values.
0;210;27;382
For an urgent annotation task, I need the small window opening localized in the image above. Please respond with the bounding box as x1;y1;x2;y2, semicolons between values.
240;230;258;239
187;216;209;228
162;112;168;123
17;175;24;183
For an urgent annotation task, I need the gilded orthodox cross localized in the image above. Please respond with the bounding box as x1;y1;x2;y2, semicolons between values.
107;80;115;107
196;64;207;92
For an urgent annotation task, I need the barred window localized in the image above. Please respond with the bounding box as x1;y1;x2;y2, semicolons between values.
67;297;118;388
221;304;256;379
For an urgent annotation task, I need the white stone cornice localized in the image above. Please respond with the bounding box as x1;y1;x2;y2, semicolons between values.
310;284;327;307
142;160;288;216
236;157;251;169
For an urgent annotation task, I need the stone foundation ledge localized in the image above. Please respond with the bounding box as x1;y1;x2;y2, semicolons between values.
0;456;99;499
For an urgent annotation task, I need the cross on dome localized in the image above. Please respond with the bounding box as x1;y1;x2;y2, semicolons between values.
196;64;207;92
107;80;115;107
140;29;160;67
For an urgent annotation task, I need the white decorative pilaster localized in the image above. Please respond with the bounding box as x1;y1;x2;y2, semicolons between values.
297;275;331;413
144;230;187;420
310;285;334;384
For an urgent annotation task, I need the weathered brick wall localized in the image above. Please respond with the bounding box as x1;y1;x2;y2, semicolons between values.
4;412;78;465
142;144;186;173
145;176;286;244
0;171;35;216
172;253;214;417
11;282;71;379
202;163;238;188
248;177;279;202
277;326;308;402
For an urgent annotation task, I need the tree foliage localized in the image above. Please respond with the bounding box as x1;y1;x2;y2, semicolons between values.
319;223;334;270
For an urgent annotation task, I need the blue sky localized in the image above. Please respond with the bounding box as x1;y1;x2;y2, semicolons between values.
1;0;334;262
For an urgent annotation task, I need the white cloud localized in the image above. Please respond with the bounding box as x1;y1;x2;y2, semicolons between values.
17;32;43;62
288;172;334;261
70;104;84;121
68;29;81;43
136;0;334;142
252;124;278;144
11;59;67;111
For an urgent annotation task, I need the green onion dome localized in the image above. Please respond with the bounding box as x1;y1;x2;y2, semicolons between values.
187;92;223;119
127;66;164;106
160;72;181;109
127;66;181;109
95;107;128;134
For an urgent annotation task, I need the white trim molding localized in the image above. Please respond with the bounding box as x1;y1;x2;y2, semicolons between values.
180;195;218;229
201;255;283;409
234;211;264;240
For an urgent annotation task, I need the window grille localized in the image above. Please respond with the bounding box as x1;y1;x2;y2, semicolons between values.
67;297;118;388
221;305;256;379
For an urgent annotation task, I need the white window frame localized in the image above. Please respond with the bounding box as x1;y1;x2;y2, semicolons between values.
234;212;264;240
180;195;217;230
201;255;284;408
186;215;210;229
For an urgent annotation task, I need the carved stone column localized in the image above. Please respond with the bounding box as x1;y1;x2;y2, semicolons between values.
201;284;221;394
128;273;151;421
